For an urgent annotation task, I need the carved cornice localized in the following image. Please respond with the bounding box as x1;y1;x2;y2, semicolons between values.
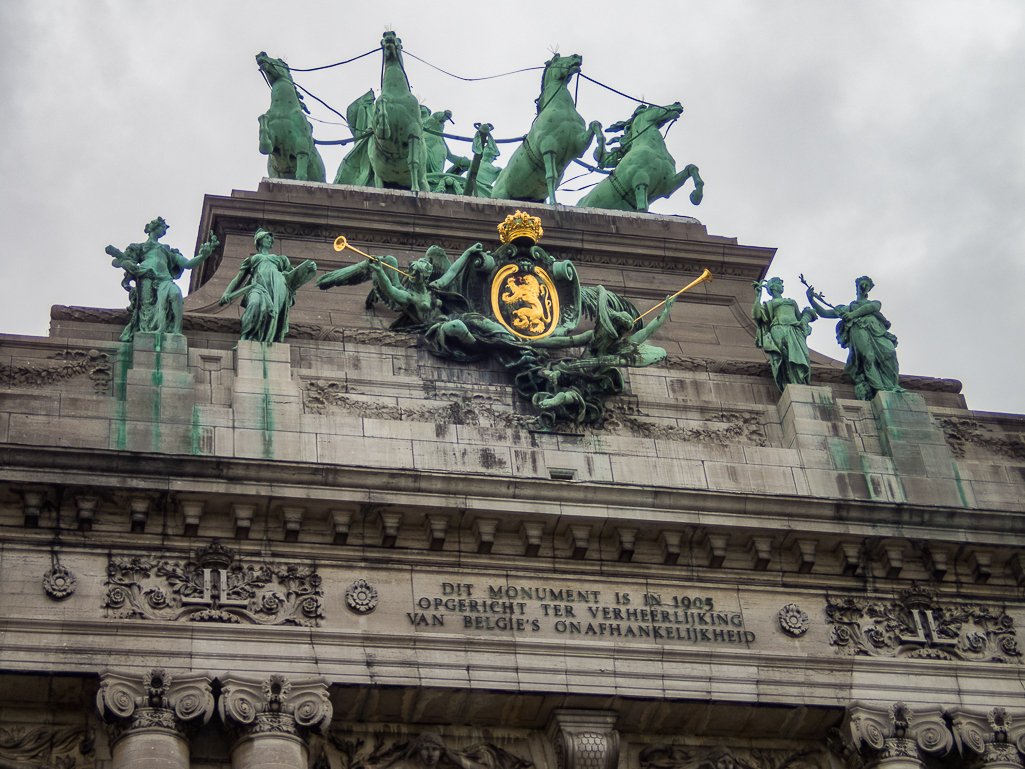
218;674;332;745
547;710;619;769
96;668;214;745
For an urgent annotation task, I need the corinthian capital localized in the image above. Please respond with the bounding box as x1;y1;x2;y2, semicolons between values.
218;673;332;740
96;668;215;744
838;702;953;769
546;710;620;769
948;708;1025;767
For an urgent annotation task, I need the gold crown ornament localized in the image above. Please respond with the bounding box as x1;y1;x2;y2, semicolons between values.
497;211;543;245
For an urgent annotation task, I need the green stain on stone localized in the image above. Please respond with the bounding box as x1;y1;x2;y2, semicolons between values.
952;462;969;508
827;437;851;471
151;334;163;451
115;340;132;450
261;344;273;459
191;405;202;455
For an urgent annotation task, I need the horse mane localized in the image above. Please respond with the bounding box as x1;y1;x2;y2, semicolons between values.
535;55;557;114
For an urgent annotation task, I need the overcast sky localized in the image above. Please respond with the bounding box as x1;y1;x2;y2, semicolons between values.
1;1;1023;414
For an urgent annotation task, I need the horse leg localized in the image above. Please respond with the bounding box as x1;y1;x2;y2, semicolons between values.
258;114;272;155
296;149;310;182
545;151;561;206
671;164;704;205
635;184;649;212
408;134;424;192
588;121;606;166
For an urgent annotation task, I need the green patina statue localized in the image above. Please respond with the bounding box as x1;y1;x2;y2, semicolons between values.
334;32;428;192
577;102;703;212
490;54;605;205
319;212;708;429
432;123;502;198
805;275;904;401
107;218;219;342
256;52;326;183
422;107;471;183
750;277;817;392
219;229;317;344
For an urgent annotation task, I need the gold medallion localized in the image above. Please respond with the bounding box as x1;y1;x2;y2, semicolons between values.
490;264;560;340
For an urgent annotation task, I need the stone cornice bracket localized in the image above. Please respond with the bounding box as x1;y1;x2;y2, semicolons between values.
218;674;332;746
96;668;215;746
948;707;1025;767
547;709;620;769
838;701;953;769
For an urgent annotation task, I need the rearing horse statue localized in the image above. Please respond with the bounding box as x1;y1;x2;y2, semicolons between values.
491;54;604;205
256;52;326;183
578;102;703;212
335;32;428;192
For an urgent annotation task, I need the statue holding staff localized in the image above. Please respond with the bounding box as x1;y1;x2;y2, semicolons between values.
750;276;817;392
219;229;317;344
803;274;904;401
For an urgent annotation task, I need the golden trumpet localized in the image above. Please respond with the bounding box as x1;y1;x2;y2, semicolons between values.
634;268;713;323
332;235;412;279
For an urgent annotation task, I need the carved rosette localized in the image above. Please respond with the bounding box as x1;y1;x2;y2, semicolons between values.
219;674;332;748
836;702;952;769
346;579;378;614
778;603;809;636
949;708;1025;767
547;710;619;769
96;669;215;746
42;563;77;600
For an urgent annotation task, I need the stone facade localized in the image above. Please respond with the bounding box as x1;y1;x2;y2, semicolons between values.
2;181;1024;768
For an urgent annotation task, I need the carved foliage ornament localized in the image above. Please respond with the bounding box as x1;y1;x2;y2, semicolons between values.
102;540;323;626
638;744;828;769
0;725;95;769
826;586;1021;662
326;731;534;769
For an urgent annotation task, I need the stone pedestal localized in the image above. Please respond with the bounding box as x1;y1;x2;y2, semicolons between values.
96;669;215;769
219;674;332;769
230;341;304;461
114;332;195;453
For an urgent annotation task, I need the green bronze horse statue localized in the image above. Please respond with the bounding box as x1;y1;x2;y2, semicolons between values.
490;54;604;205
335;32;427;191
577;102;703;212
256;52;326;183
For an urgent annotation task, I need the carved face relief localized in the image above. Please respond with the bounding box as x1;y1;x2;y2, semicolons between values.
420;744;443;767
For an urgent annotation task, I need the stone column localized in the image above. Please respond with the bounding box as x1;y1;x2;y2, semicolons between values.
837;702;953;769
546;710;619;769
949;707;1025;769
96;668;215;769
219;674;332;769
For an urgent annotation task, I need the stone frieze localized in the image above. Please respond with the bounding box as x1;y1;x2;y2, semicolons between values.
826;586;1021;662
102;541;323;627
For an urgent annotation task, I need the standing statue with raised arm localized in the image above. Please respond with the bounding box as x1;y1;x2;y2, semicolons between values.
751;277;817;392
219;229;317;344
804;275;904;401
106;217;219;342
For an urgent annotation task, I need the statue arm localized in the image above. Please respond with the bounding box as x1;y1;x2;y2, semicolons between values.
369;261;413;306
181;231;220;270
629;295;676;345
806;290;839;319
842;299;882;319
430;243;490;291
531;330;594;348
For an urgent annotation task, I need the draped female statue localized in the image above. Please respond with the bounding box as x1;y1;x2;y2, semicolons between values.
750;277;817;392
805;275;903;400
219;229;316;344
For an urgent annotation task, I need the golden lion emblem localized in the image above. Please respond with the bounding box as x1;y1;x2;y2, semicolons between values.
501;274;553;335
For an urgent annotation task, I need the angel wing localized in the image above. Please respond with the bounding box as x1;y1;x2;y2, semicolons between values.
316;257;406;312
579;285;644;328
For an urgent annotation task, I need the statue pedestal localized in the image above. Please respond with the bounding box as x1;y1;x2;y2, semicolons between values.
230;341;306;461
114;332;195;453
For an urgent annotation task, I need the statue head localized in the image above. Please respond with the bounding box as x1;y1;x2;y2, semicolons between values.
409;258;433;285
855;276;875;296
410;733;445;768
144;217;168;237
766;277;784;297
254;229;274;249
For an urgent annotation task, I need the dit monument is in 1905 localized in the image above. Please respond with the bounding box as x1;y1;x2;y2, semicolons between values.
2;28;1025;769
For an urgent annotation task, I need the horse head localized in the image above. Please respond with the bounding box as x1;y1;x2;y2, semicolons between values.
381;31;404;62
536;53;582;112
256;51;292;85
